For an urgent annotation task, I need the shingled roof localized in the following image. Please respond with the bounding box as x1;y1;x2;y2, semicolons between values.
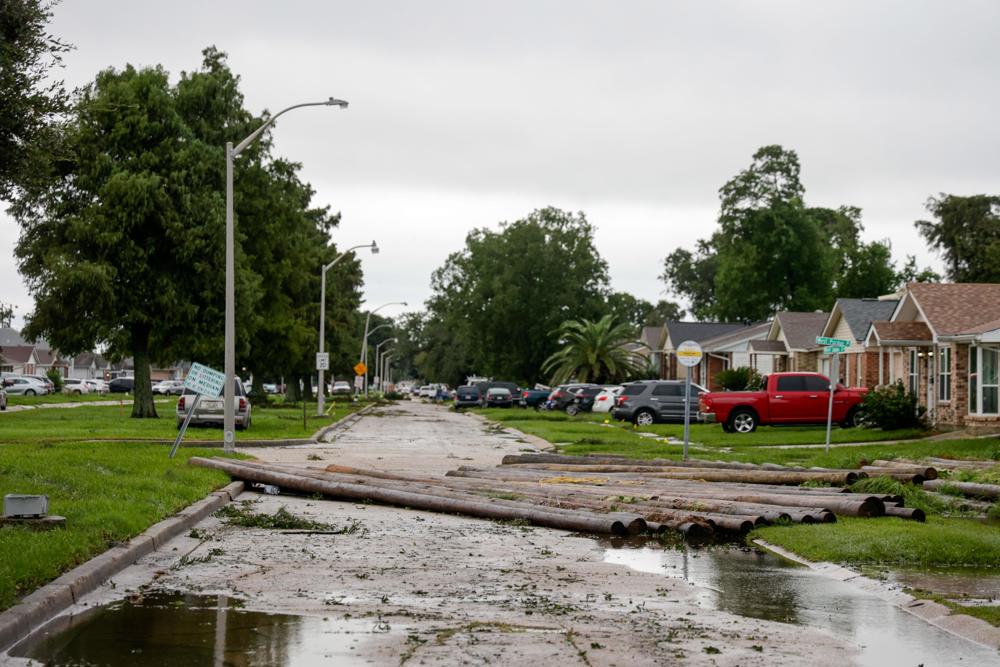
774;312;829;350
833;298;899;341
0;345;36;364
664;321;748;348
908;282;1000;336
748;339;789;354
870;321;933;343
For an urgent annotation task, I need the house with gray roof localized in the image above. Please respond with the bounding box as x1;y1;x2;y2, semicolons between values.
818;297;898;388
659;321;752;384
747;311;829;375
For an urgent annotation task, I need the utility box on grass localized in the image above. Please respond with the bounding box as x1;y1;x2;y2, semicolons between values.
4;494;49;518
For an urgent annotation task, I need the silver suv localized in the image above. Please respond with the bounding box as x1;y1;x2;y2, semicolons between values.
175;378;252;430
611;380;707;426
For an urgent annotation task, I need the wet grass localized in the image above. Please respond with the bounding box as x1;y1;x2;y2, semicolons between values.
0;441;242;611
6;393;145;406
0;401;365;444
752;516;1000;568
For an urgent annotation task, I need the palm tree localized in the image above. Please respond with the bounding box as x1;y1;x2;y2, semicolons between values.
542;315;647;385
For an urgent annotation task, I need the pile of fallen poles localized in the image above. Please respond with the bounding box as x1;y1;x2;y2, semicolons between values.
188;451;963;540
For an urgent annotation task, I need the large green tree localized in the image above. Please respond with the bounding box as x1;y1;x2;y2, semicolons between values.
542;315;646;384
424;207;609;385
663;145;904;322
605;293;685;333
0;0;69;199
916;194;1000;283
11;49;359;416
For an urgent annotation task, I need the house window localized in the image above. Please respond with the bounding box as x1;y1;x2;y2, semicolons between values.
908;349;918;394
970;346;978;413
983;347;999;415
938;347;951;402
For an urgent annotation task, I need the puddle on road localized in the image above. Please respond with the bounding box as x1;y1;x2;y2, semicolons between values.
603;542;1000;667
9;591;382;666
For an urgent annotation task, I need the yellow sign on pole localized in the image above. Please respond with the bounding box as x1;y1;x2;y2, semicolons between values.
353;362;367;376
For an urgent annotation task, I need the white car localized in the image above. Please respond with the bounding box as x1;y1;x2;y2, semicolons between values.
593;386;624;413
153;379;185;395
85;379;110;394
331;380;352;395
419;384;435;398
2;376;50;396
62;378;93;395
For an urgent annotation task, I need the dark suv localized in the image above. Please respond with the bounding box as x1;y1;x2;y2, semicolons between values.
611;380;707;426
566;385;606;416
454;385;481;410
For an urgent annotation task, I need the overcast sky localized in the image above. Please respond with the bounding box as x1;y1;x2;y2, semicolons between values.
2;0;998;328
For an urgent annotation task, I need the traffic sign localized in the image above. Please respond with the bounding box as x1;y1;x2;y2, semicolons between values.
183;362;226;398
316;352;330;371
823;345;847;354
816;336;850;347
676;340;703;368
353;362;367;376
354;375;364;389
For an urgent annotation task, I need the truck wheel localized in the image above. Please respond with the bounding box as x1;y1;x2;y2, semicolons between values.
729;409;757;433
721;422;734;433
841;407;864;429
633;409;655;427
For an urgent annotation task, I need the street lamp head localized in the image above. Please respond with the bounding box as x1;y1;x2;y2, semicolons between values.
327;97;349;108
370;241;379;255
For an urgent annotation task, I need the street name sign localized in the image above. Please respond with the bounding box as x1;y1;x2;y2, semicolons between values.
823;345;847;354
183;362;226;398
316;352;330;371
816;336;850;347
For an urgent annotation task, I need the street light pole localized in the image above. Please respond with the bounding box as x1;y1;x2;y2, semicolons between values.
224;97;348;452
359;301;407;398
318;241;378;416
374;338;397;392
383;354;395;392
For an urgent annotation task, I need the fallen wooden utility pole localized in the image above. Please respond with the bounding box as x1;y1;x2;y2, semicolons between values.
189;457;645;536
923;479;1000;500
500;463;863;486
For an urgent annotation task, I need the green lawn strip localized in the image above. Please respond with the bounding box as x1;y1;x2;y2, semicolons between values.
751;516;1000;568
635;422;926;447
909;593;1000;627
0;441;245;611
0;403;350;444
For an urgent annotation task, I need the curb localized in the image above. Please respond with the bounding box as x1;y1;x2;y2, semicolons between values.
313;404;378;443
752;538;1000;651
0;480;244;653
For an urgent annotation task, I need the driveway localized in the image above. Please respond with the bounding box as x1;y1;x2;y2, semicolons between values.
18;401;853;666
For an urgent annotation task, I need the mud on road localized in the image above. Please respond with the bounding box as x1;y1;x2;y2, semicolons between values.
14;401;854;666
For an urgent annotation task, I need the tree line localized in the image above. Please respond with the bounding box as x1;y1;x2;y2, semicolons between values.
2;3;366;417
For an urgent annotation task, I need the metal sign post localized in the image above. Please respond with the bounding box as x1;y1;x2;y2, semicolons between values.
169;362;226;458
676;340;703;461
824;351;839;454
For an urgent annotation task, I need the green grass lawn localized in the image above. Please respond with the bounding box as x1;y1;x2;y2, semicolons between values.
0;401;365;444
5;393;170;406
751;517;1000;568
0;441;240;610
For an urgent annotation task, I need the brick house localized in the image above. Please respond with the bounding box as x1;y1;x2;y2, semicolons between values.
818;297;898;388
864;282;1000;430
748;311;829;375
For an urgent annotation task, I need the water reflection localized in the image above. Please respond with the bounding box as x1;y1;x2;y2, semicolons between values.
10;591;376;666
603;542;1000;667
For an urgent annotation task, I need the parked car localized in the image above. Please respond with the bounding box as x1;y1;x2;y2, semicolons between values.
484;387;514;408
62;378;93;395
474;381;520;407
418;384;435;398
176;378;252;430
592;386;623;414
152;379;185;395
25;374;55;393
519;388;550;409
612;380;707;426
699;372;867;433
85;379;110;394
547;384;598;411
566;385;606;416
454;385;482;410
108;377;135;393
1;375;50;396
331;381;352;395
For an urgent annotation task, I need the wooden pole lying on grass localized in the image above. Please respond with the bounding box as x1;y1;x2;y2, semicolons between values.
923;479;1000;500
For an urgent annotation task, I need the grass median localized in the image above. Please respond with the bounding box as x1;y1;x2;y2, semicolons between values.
0;441;243;611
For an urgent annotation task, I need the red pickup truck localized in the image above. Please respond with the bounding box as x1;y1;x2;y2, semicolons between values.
698;372;867;433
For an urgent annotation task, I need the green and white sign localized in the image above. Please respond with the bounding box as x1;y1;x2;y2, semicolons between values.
823;345;847;354
816;336;850;347
183;362;226;398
